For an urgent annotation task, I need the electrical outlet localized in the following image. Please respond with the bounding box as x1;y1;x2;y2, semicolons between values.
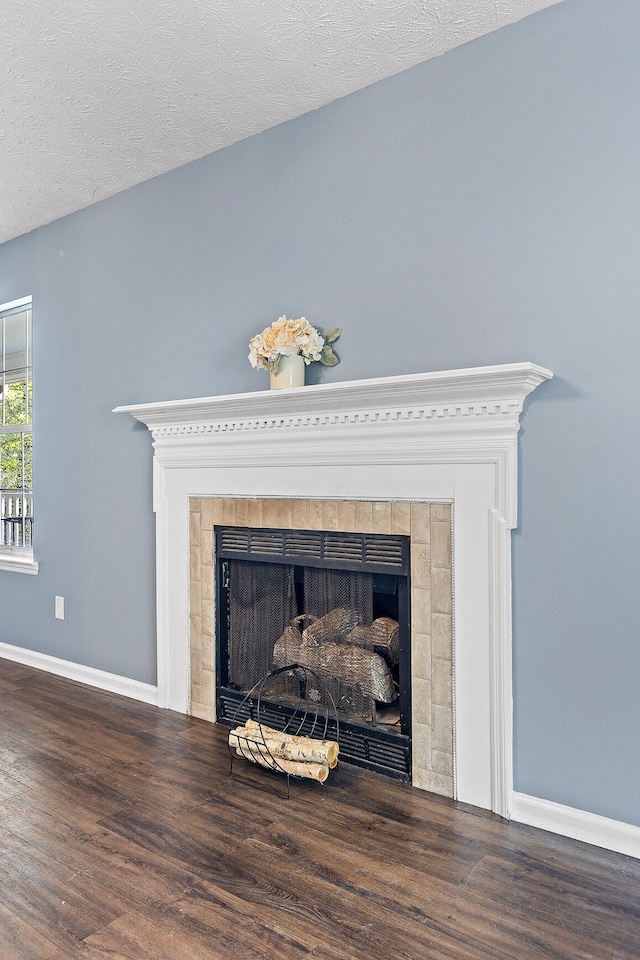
55;596;64;620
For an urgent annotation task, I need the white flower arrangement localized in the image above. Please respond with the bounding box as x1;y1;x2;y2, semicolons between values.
248;316;341;374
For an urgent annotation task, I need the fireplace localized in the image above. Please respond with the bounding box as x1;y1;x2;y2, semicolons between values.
191;495;453;789
214;521;415;779
115;363;552;814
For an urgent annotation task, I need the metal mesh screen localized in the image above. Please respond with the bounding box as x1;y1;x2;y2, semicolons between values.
299;567;377;721
303;567;373;622
227;560;298;690
226;559;397;722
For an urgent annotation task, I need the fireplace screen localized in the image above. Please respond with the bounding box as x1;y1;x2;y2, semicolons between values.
215;525;412;779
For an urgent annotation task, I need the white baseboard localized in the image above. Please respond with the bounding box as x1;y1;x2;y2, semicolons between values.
0;642;159;706
511;791;640;860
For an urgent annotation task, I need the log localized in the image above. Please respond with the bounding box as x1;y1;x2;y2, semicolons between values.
302;607;362;646
273;631;395;702
233;741;329;782
230;732;336;769
231;720;339;767
344;617;400;666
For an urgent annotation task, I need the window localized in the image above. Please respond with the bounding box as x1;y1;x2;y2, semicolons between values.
0;296;37;574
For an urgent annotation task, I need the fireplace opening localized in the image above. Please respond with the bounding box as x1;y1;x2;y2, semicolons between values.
215;525;412;779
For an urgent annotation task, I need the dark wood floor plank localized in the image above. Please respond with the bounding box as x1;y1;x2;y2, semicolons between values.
0;803;205;915
440;809;640;888
1;657;639;960
98;803;459;959
244;817;465;914
82;895;313;960
0;899;65;960
459;853;640;958
0;825;125;952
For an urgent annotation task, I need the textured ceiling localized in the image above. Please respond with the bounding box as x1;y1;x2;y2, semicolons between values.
1;0;563;244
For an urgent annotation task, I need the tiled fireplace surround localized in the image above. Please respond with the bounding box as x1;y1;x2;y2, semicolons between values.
189;496;454;795
116;363;551;816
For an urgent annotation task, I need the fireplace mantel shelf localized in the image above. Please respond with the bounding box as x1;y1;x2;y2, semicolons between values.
114;362;552;434
114;363;552;530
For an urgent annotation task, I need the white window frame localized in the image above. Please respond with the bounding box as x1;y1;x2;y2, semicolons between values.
0;296;38;575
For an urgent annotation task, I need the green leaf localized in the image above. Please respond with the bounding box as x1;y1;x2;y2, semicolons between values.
320;345;340;366
324;327;342;344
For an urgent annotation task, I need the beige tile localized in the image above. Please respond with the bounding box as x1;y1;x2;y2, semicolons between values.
354;501;373;533
412;721;432;769
323;501;340;531
412;676;431;725
201;668;215;707
189;615;202;651
201;563;214;602
431;749;454;778
391;501;411;535
431;502;452;523
209;498;224;525
246;498;263;527
201;498;214;528
189;510;201;550
413;768;453;798
430;519;452;570
411;587;431;635
201;528;213;565
291;499;308;530
234;499;251;527
307;500;325;529
372;501;392;534
189;618;202;660
410;502;431;543
432;613;453;660
189;657;202;688
411;632;432;680
410;541;431;589
191;702;216;723
432;703;453;754
190;655;203;688
189;546;201;583
202;603;214;639
200;631;214;671
431;567;453;615
200;636;215;673
432;658;452;707
221;499;236;524
261;499;280;527
277;499;293;527
190;579;202;609
411;765;430;791
338;500;357;532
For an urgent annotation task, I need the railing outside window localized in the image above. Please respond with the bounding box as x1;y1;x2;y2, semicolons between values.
1;488;33;547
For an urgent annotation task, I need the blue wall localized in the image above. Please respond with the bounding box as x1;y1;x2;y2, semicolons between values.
1;0;638;826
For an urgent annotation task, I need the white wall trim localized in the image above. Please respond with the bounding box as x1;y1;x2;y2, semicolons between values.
115;363;552;816
0;642;159;706
0;553;39;575
511;792;640;860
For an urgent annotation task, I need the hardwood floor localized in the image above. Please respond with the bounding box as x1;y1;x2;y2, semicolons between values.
0;659;638;959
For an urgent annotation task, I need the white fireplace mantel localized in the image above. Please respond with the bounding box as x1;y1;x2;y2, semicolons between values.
115;362;552;817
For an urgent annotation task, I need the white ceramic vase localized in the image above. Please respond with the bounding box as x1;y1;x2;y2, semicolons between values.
270;354;305;390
